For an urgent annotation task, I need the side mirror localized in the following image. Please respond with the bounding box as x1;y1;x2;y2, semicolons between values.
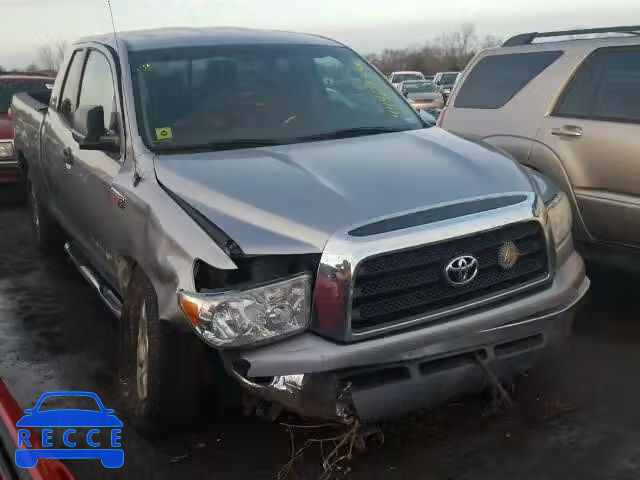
402;90;408;97
72;105;120;153
23;408;34;415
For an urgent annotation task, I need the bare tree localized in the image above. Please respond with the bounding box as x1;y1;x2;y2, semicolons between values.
25;63;39;72
366;24;502;75
433;23;478;70
37;40;68;71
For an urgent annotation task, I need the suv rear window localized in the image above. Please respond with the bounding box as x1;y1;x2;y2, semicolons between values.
554;47;640;123
454;51;563;109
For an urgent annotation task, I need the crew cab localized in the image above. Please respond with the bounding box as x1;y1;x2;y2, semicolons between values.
0;75;54;184
12;28;588;431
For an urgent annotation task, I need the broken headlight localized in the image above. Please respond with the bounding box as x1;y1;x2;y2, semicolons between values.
178;273;311;348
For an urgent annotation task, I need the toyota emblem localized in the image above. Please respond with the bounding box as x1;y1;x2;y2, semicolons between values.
444;255;479;286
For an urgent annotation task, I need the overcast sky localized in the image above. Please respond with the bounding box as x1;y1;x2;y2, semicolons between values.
1;0;639;68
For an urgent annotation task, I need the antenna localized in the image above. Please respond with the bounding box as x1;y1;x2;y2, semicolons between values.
106;0;118;41
105;0;142;186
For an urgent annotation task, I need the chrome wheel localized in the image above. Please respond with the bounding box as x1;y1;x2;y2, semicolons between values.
136;302;149;401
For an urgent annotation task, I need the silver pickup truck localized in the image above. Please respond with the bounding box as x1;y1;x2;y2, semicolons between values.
12;27;588;432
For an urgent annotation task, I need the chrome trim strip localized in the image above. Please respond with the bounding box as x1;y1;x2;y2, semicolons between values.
312;192;555;342
64;242;122;318
0;160;18;167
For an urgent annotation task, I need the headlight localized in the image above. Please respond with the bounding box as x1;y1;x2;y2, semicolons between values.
547;192;572;245
178;273;311;348
0;141;14;158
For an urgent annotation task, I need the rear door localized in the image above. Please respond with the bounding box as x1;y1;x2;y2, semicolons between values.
441;50;564;163
537;46;640;247
65;46;124;287
40;48;86;236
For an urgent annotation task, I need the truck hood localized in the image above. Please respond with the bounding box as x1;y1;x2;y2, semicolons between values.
154;128;534;255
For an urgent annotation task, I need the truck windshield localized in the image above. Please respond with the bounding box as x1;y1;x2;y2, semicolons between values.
130;44;422;152
0;80;50;114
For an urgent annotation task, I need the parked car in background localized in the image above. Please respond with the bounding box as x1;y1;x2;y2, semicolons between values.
0;75;54;184
433;71;460;102
440;25;640;271
389;70;425;89
399;80;444;110
12;27;587;432
423;75;434;81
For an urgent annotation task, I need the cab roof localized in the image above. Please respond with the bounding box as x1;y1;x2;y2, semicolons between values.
77;27;342;52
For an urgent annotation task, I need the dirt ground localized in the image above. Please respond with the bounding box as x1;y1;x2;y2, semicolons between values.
1;185;639;479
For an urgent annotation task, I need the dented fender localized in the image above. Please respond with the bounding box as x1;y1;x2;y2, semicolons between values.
105;148;237;325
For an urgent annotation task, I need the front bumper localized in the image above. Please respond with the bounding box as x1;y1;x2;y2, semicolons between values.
0;158;19;184
223;251;589;423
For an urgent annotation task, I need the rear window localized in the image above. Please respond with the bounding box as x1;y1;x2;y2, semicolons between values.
0;80;51;113
439;73;459;85
454;51;563;109
391;73;423;83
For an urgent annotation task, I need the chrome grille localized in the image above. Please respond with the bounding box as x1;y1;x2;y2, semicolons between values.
351;221;549;331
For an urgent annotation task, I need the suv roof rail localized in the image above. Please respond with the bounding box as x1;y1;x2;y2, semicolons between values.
502;25;640;47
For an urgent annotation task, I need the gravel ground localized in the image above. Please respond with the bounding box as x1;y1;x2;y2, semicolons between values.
1;185;639;479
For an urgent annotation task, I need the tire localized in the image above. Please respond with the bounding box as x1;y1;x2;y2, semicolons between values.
117;268;202;435
27;179;64;254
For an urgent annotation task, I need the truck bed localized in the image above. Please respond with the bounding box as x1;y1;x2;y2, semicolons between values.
11;91;51;171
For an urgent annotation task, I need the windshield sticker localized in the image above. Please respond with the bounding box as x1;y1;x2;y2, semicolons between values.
352;61;401;118
155;127;173;142
136;63;153;72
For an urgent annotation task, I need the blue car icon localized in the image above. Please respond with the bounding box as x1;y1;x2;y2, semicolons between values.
15;391;124;469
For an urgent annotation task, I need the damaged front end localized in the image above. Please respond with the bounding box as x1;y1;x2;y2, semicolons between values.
225;363;355;424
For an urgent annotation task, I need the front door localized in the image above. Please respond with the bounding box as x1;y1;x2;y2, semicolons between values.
64;47;124;289
536;46;640;248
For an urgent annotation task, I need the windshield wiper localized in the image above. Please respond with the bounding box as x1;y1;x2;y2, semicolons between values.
154;139;282;153
294;127;407;142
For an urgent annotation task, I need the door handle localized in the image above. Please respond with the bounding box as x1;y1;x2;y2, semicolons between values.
62;147;74;169
551;125;583;138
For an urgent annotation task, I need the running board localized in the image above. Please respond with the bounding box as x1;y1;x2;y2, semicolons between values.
64;242;122;318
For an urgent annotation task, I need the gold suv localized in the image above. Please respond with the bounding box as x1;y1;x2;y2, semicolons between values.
440;25;640;270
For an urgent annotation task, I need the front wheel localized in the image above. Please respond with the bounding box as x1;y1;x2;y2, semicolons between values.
27;180;64;254
117;268;202;435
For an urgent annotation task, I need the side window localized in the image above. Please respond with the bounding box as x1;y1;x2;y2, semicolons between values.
555;47;640;123
454;51;563;109
78;50;116;131
58;50;85;124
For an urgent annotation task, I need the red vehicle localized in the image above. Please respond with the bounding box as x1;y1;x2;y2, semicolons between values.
0;379;74;479
0;76;54;184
